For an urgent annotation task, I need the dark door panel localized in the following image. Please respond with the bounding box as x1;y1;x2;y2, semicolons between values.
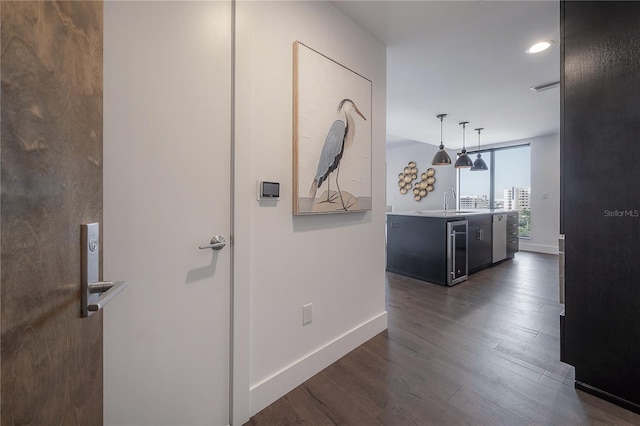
562;0;640;412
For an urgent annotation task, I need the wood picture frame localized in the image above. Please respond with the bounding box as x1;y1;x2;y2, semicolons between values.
293;41;372;215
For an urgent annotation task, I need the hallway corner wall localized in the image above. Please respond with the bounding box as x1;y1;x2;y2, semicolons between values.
234;1;387;417
523;133;560;254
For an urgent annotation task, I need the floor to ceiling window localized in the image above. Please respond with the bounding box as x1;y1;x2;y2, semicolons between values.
459;155;492;210
458;144;531;237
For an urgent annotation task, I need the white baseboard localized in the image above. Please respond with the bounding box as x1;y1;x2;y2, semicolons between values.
249;311;388;416
520;242;558;255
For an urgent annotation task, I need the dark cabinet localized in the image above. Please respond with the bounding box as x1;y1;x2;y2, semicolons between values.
386;215;449;285
468;215;492;273
386;211;517;286
386;214;469;286
506;212;519;259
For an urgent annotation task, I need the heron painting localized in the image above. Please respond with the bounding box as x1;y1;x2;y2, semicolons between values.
293;42;372;215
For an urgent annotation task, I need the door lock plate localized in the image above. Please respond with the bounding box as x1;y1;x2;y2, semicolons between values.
81;223;128;317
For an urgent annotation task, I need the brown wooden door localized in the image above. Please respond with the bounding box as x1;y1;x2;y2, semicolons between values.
1;2;104;424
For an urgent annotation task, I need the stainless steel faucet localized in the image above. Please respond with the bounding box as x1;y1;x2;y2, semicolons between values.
444;188;456;211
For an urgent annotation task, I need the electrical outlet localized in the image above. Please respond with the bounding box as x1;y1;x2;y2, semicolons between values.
302;303;312;326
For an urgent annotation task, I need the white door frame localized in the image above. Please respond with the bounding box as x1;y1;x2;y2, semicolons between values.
230;0;252;424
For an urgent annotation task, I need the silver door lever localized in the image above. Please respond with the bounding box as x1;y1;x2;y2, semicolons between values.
88;281;128;312
199;235;227;250
81;223;128;317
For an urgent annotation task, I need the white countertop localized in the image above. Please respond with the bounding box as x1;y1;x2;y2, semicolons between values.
387;209;511;218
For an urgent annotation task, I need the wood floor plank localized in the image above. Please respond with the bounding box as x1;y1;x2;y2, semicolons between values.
245;252;640;425
446;386;533;425
244;398;305;426
374;396;472;426
537;375;640;425
494;337;571;376
301;371;385;426
362;333;462;397
282;385;340;426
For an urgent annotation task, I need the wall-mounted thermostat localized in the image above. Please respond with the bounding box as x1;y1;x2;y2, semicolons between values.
257;181;280;201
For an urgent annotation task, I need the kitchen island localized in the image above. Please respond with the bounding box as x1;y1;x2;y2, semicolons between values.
386;210;518;286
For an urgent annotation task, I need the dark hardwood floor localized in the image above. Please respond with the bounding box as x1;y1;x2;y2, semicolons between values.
245;252;640;425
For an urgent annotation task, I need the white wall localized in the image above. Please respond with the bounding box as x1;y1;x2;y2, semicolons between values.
523;134;560;254
386;140;457;212
235;1;387;417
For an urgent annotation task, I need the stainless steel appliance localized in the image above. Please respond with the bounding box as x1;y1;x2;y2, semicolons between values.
447;220;468;286
492;214;507;263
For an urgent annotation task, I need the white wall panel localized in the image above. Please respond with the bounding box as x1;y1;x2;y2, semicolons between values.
235;1;387;416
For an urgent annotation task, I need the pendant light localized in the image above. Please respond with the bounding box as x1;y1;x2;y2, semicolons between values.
454;121;473;169
471;127;488;171
431;113;452;165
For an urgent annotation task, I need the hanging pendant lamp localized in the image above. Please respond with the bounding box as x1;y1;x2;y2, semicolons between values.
454;121;474;169
431;114;452;165
471;127;488;171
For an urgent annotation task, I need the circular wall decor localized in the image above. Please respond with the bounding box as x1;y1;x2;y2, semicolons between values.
398;161;417;196
419;168;436;200
397;162;437;201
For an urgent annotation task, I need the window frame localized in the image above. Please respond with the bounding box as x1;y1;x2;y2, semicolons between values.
458;143;531;238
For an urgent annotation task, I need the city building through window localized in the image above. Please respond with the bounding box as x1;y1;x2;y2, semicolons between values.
459;144;531;237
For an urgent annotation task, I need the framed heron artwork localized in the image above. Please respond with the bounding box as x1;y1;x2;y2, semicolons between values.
293;41;372;215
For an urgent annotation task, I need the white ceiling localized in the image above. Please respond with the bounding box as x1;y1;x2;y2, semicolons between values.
331;0;560;149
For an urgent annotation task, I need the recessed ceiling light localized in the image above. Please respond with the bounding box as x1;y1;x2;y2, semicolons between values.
526;40;554;54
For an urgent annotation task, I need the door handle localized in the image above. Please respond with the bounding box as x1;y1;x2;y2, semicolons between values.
199;235;227;250
81;223;128;317
450;231;456;277
87;281;128;312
